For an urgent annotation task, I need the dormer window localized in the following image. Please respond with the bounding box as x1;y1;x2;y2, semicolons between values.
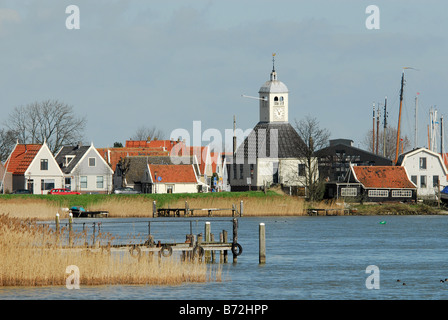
65;155;75;167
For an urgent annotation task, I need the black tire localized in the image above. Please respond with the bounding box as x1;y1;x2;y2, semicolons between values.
231;243;243;256
192;245;204;259
161;244;173;257
129;245;141;258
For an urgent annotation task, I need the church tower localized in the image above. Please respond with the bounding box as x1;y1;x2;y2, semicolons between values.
258;54;289;123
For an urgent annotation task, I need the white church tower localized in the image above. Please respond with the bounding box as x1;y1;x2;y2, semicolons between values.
258;53;289;123
230;54;314;193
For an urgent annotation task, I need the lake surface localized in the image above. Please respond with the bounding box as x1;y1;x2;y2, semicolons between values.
2;215;448;300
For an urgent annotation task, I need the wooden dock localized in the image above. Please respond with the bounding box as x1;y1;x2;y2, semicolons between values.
53;217;245;263
154;201;243;217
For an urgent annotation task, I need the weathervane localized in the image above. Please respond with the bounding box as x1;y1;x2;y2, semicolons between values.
272;53;276;72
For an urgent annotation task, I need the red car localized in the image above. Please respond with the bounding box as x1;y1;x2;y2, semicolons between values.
48;188;81;195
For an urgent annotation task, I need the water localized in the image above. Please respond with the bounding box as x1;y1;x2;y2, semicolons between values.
2;215;448;300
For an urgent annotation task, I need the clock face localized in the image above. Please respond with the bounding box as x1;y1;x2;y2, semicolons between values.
274;107;284;120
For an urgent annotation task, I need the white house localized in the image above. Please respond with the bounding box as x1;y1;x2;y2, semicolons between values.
54;143;114;194
2;141;65;194
397;147;448;198
143;163;199;194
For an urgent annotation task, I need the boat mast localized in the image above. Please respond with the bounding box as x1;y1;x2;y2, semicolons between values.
395;70;405;164
414;93;419;149
383;97;388;157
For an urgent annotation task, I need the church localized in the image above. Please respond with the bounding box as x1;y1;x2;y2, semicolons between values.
230;57;314;193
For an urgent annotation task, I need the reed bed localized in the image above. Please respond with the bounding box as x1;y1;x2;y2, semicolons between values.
0;214;219;287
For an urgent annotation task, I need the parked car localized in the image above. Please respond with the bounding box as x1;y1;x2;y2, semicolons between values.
48;188;81;195
12;189;32;194
113;187;141;194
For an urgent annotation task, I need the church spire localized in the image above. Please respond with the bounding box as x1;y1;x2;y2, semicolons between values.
270;53;277;81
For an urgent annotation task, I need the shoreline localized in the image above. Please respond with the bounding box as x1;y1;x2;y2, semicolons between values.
0;191;446;220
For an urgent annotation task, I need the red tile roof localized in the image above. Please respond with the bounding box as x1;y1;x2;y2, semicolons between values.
96;147;170;170
148;164;197;183
353;166;416;189
4;144;42;175
125;140;184;152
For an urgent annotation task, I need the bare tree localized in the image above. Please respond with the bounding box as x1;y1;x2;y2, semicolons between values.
3;100;86;154
362;126;411;160
294;115;331;201
131;125;165;141
0;128;17;162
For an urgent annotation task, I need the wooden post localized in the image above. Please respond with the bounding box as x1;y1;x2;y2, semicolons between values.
259;223;266;264
240;200;243;217
232;204;236;217
219;232;224;263
438;180;441;209
92;222;96;247
210;233;215;262
232;218;238;263
223;230;228;263
205;222;211;262
68;212;73;246
185;201;189;216
152;200;157;217
55;213;60;233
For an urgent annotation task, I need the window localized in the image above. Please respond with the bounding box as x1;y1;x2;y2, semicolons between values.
65;156;75;167
65;178;71;190
250;164;254;179
341;188;357;197
80;176;87;189
419;157;427;170
96;176;104;189
411;175;417;185
433;175;439;188
420;175;427;188
40;159;48;171
167;185;174;194
298;163;306;177
88;157;96;167
41;179;54;191
392;190;412;197
368;189;389;197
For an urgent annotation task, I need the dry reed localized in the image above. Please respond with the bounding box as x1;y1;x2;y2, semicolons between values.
0;214;219;287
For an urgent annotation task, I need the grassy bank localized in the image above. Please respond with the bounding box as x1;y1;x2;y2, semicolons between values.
0;214;219;286
0;191;444;220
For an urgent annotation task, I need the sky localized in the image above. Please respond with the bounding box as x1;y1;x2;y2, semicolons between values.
1;0;447;153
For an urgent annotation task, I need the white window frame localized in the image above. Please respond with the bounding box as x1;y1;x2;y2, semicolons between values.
88;157;96;167
96;176;104;189
368;189;389;197
391;190;412;197
80;176;87;189
341;187;357;197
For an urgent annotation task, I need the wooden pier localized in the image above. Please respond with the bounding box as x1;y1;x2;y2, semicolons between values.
153;201;243;217
53;216;246;263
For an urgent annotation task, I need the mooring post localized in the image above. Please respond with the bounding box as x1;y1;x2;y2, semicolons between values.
232;218;238;263
152;201;157;217
232;204;235;217
185;201;189;216
68;212;73;246
219;232;224;263
210;233;215;262
205;222;211;262
240;200;243;217
55;213;60;233
259;223;266;264
223;230;228;263
92;222;96;247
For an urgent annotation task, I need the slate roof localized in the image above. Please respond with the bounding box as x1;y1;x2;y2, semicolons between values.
315;142;393;166
4;144;42;175
55;145;90;174
234;122;308;162
352;166;416;189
